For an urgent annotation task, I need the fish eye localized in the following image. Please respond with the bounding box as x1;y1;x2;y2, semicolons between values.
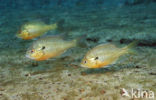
41;46;46;50
94;57;99;60
30;50;34;53
84;61;87;63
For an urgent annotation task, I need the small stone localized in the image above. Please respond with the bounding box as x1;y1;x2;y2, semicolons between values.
100;90;106;94
25;74;31;77
32;62;38;67
135;65;141;68
81;72;87;76
68;74;71;76
0;88;5;91
79;89;85;93
149;72;156;75
39;77;43;80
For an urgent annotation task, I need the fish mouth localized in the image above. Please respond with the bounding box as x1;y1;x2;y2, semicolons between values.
80;64;88;68
25;54;35;60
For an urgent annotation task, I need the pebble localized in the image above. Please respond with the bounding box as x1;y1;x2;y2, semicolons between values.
100;89;106;94
149;72;156;75
135;65;142;68
81;72;87;76
0;88;5;91
68;74;71;76
79;88;85;93
39;77;43;80
25;73;31;77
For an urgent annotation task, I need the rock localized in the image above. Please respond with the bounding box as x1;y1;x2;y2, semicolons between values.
149;72;156;75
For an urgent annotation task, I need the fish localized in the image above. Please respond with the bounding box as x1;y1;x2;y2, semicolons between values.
80;41;138;68
26;36;77;61
16;21;57;40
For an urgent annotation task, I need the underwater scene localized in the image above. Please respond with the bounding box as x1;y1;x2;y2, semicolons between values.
0;0;156;100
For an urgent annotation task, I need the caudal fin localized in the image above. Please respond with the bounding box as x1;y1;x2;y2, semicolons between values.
70;34;88;48
122;40;138;54
49;23;57;30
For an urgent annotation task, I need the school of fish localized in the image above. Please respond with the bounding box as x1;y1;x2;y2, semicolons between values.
16;21;137;69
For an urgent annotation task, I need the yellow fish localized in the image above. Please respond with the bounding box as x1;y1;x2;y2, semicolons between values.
26;36;77;61
16;21;57;40
81;41;137;68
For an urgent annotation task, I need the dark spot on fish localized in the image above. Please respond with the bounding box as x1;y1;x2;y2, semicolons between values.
41;46;45;50
94;57;99;60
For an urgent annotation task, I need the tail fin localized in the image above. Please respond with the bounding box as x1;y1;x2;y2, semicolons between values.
72;38;78;47
49;23;57;30
122;40;138;54
71;34;87;48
